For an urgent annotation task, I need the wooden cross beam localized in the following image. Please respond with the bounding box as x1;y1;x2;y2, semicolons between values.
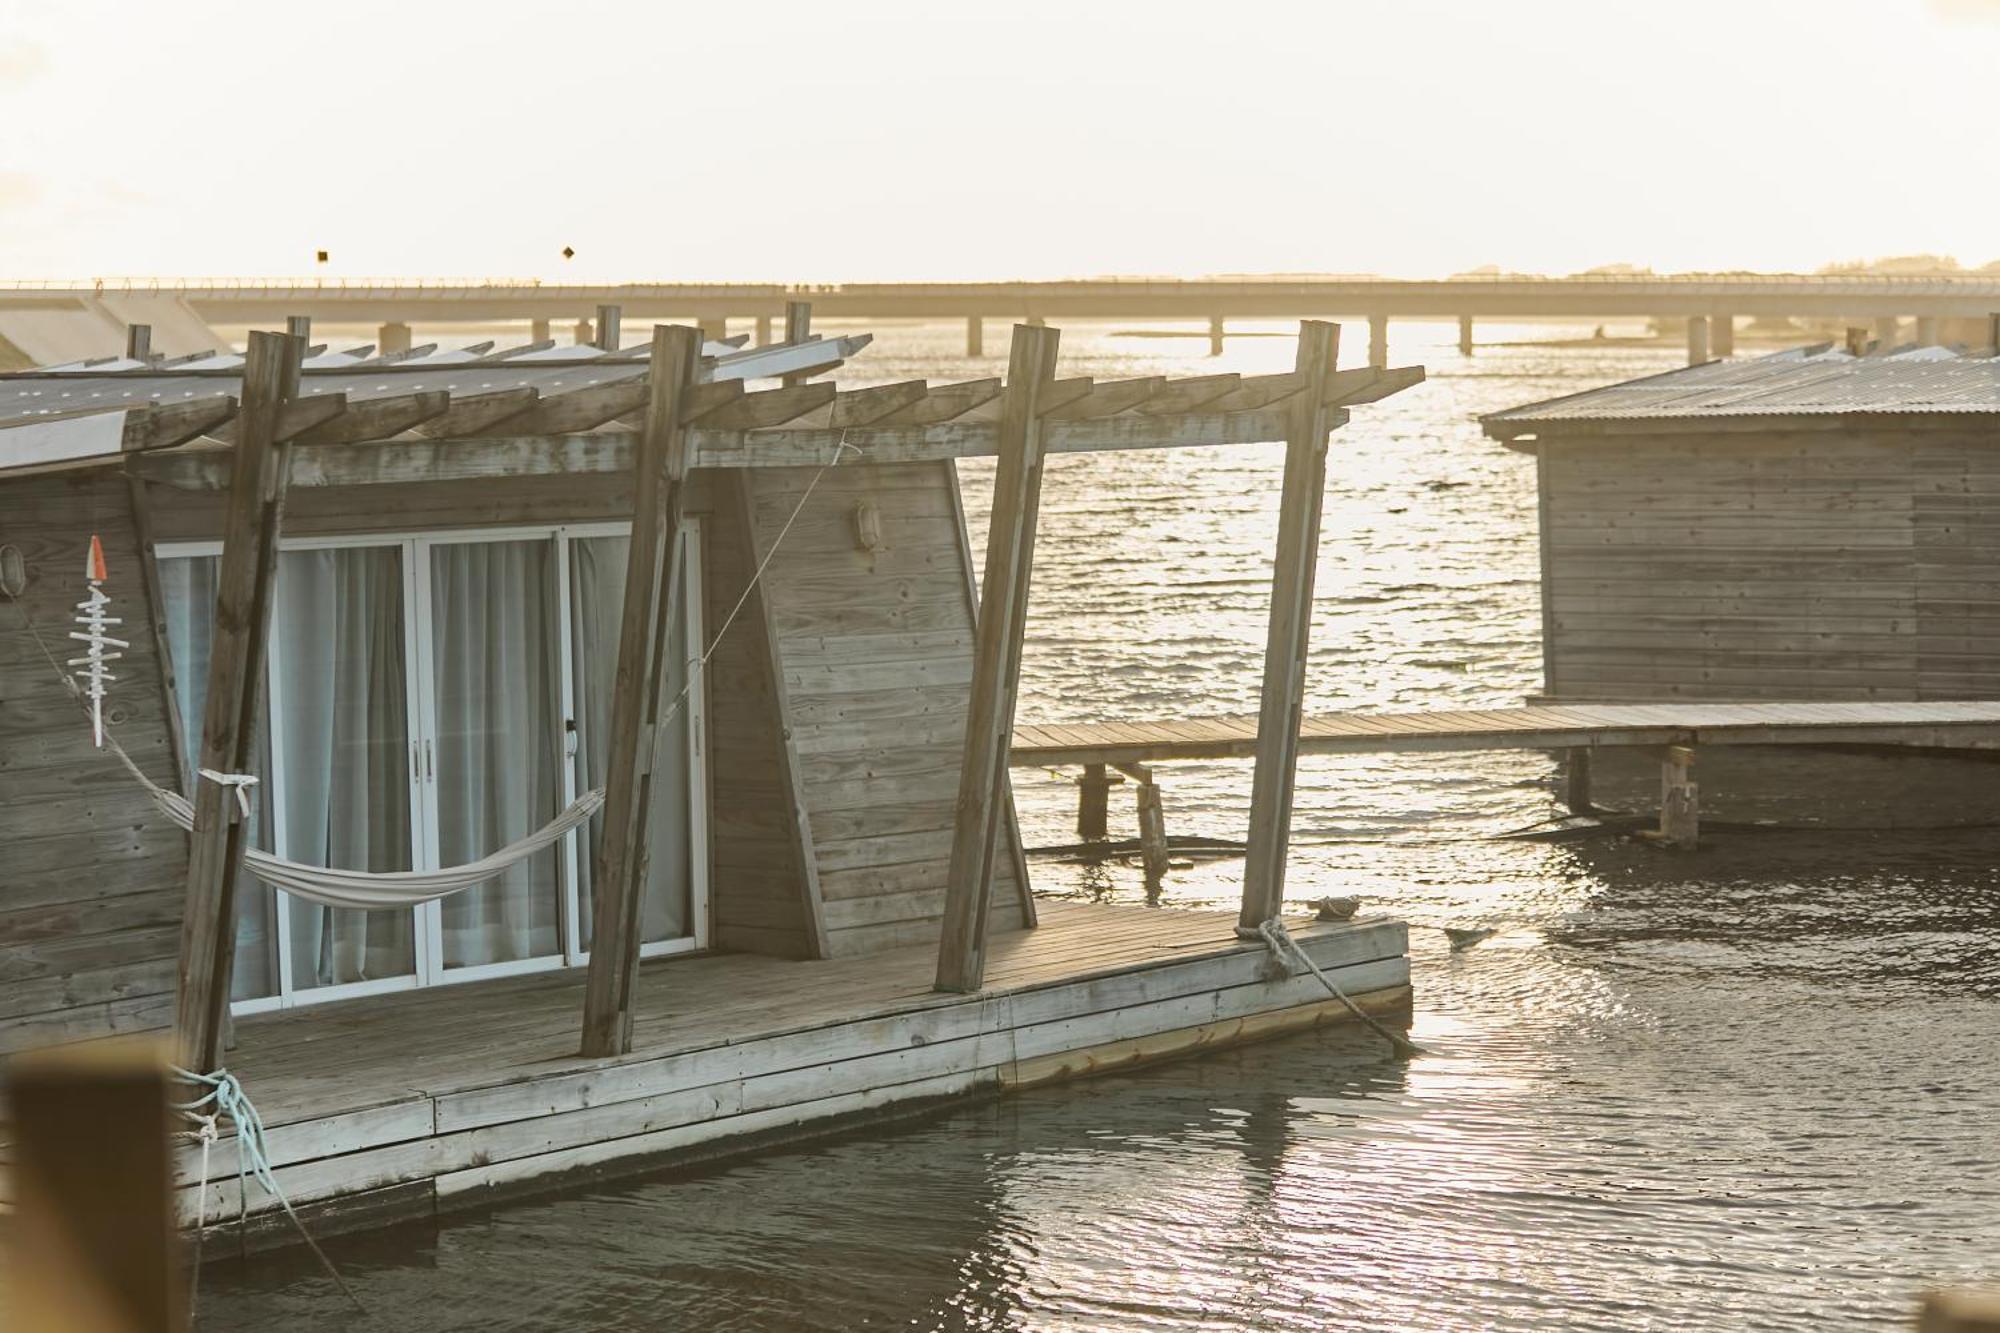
173;330;303;1073
579;324;703;1059
935;322;1060;993
1238;320;1340;936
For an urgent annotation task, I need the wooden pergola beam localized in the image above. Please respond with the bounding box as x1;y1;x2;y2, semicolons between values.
294;390;451;445
476;377;648;435
411;386;541;438
1238;320;1340;936
689;381;835;430
870;378;1002;426
935;323;1060;994
210;393;346;445
1042;376;1164;420
579;324;703;1059
173;330;303;1073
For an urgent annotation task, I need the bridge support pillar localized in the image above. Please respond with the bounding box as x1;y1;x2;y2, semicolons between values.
1457;315;1474;356
1209;315;1226;357
754;314;773;346
1916;315;1940;347
1874;316;1900;350
529;317;550;343
378;321;411;355
1026;315;1046;329
572;318;593;346
699;317;727;342
1368;313;1389;369
966;316;983;357
1686;315;1710;365
1712;313;1735;357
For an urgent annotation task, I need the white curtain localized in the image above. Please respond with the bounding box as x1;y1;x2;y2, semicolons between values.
276;547;418;989
430;538;562;967
571;535;692;946
160;555;278;1002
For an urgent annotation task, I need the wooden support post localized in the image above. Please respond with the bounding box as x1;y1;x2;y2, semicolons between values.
172;331;301;1075
1712;312;1735;356
935;322;1060;993
1686;314;1710;365
530;316;551;343
378;321;412;355
285;314;310;344
8;1041;183;1333
1457;315;1474;356
1129;764;1169;893
754;313;773;346
1367;313;1388;369
126;322;152;362
966;315;984;357
1657;745;1698;849
1209;315;1226;357
1075;763;1123;839
595;303;622;352
782;301;813;387
1562;747;1593;815
579;325;702;1058
1238;320;1339;936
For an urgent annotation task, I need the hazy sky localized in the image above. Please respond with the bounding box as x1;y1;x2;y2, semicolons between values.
3;0;1998;281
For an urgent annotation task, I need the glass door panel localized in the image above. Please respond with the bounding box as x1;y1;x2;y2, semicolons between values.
569;531;698;951
425;536;564;969
159;555;280;1003
274;546;419;991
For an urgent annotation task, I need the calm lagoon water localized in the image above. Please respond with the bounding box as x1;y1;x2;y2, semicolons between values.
191;319;2000;1330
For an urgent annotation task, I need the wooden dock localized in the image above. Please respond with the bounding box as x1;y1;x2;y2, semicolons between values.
1012;701;2000;767
149;902;1407;1240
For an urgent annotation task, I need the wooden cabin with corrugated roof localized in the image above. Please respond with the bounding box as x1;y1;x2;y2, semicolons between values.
1483;345;2000;704
0;311;1419;1237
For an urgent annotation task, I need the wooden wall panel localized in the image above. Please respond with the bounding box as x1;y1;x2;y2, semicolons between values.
0;469;186;1052
748;462;1029;958
1912;438;2000;700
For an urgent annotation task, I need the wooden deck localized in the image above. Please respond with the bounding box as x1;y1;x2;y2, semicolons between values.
1010;701;2000;767
165;902;1407;1236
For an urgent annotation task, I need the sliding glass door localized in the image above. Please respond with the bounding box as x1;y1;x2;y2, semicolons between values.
158;522;707;1011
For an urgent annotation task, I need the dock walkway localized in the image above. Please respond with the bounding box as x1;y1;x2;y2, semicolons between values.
1011;701;2000;767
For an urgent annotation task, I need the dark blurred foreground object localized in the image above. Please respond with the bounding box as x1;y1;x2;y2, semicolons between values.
7;1039;183;1332
1922;1288;2000;1331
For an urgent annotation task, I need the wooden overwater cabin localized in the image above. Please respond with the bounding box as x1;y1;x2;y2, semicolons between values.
1483;345;2000;704
0;314;1420;1236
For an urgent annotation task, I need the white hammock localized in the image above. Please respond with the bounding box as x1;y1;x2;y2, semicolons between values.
114;738;604;910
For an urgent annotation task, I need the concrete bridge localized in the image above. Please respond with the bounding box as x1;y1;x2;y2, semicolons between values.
7;274;2000;366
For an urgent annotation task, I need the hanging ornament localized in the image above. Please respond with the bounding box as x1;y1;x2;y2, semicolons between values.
68;534;126;748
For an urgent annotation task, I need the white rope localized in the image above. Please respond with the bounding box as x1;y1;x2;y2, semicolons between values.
197;767;258;820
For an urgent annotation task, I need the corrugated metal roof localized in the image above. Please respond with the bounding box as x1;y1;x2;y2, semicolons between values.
1483;346;2000;435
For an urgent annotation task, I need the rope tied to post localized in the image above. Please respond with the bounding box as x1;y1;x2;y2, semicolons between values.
1256;917;1424;1060
171;1065;366;1314
196;767;258;821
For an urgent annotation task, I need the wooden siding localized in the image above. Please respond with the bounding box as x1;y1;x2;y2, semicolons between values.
747;462;1030;957
1540;429;2000;702
0;470;187;1053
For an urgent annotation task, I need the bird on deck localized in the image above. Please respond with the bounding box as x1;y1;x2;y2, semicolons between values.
1312;896;1361;922
1443;927;1499;952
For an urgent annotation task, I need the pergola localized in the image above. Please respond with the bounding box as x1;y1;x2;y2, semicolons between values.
0;315;1421;1069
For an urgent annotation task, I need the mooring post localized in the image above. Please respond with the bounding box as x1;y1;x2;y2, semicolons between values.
1238;320;1340;935
936;322;1060;994
9;1041;183;1332
1076;762;1123;839
579;324;702;1058
173;330;302;1075
1562;748;1594;815
594;303;622;352
1125;762;1169;892
126;322;152;362
1658;745;1699;849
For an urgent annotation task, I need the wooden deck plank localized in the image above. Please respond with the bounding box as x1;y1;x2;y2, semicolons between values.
1010;701;2000;766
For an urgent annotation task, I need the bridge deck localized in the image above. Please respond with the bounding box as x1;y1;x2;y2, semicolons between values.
1010;701;2000;766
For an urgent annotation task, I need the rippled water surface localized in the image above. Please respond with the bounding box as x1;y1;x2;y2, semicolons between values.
192;320;2000;1330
